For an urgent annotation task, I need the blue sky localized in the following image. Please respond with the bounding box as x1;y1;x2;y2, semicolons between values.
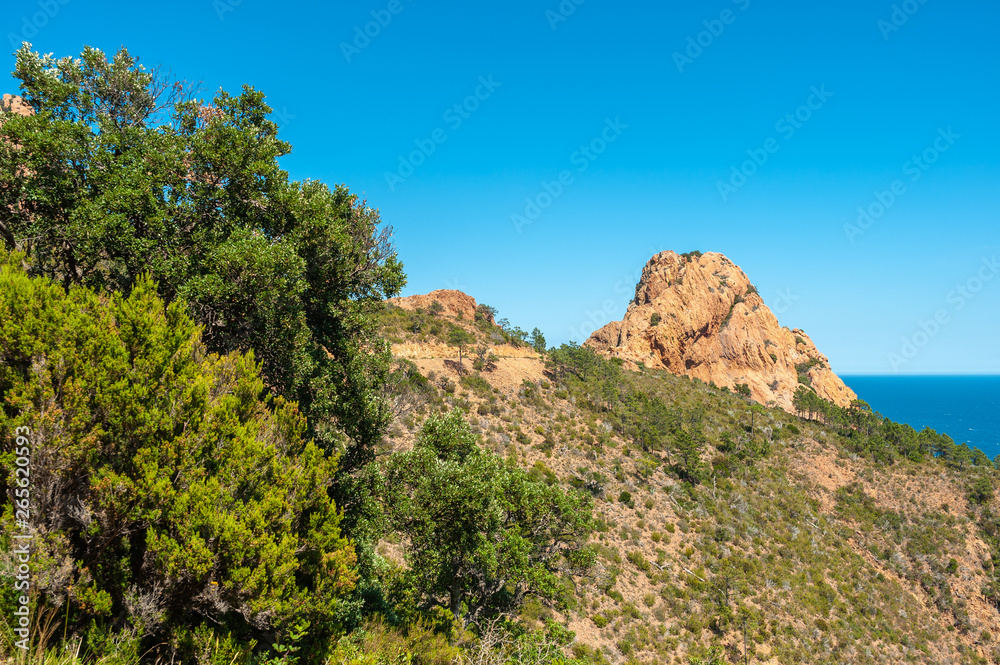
5;0;999;374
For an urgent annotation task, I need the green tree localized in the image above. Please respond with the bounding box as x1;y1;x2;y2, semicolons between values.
0;253;357;659
379;412;593;628
474;304;497;323
530;327;546;354
0;45;405;480
448;328;476;371
746;403;765;438
951;443;973;470
734;383;751;401
546;343;603;383
672;425;705;482
792;386;826;421
969;476;995;506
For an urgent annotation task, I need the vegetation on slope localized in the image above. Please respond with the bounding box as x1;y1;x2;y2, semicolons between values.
375;302;1000;664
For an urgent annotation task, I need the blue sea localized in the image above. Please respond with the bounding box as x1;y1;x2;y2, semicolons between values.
841;376;1000;458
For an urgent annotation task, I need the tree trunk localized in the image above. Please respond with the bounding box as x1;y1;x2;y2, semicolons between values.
450;573;462;626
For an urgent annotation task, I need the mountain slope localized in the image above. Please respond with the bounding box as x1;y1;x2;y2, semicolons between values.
377;292;1000;664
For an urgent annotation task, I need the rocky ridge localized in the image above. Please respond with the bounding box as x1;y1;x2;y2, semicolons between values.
387;289;479;322
586;250;856;411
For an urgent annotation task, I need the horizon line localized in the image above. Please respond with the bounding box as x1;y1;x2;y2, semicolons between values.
839;373;1000;377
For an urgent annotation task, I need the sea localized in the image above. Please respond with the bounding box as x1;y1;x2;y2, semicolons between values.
841;376;1000;458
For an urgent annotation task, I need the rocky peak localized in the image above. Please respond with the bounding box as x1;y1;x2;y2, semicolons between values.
387;289;481;322
586;250;856;411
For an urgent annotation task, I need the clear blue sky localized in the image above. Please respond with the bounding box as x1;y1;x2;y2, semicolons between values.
5;0;999;374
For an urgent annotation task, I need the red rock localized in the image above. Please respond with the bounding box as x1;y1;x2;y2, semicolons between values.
388;289;480;322
586;251;856;411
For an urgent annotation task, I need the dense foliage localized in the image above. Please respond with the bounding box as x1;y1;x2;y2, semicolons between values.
0;45;405;477
0;252;356;660
379;411;594;628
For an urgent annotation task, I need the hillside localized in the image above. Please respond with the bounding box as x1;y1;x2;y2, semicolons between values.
586;251;856;412
379;289;1000;664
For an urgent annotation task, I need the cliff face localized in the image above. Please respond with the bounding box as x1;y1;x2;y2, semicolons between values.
586;251;856;411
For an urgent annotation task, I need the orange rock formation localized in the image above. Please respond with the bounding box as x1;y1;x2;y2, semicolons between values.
586;251;856;411
387;289;480;322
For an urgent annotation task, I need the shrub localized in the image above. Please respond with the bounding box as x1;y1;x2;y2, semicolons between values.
968;476;995;506
650;312;662;326
627;551;651;572
0;259;357;659
460;374;493;397
619;491;633;506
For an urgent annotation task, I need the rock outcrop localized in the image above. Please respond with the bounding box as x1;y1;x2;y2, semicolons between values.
1;94;32;118
586;251;856;411
387;289;480;322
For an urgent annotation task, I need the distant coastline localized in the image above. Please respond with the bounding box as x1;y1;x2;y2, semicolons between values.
842;375;1000;457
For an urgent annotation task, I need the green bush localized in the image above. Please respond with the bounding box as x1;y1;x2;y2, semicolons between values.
380;411;594;628
0;255;356;660
626;551;651;572
459;374;493;398
968;476;995;506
